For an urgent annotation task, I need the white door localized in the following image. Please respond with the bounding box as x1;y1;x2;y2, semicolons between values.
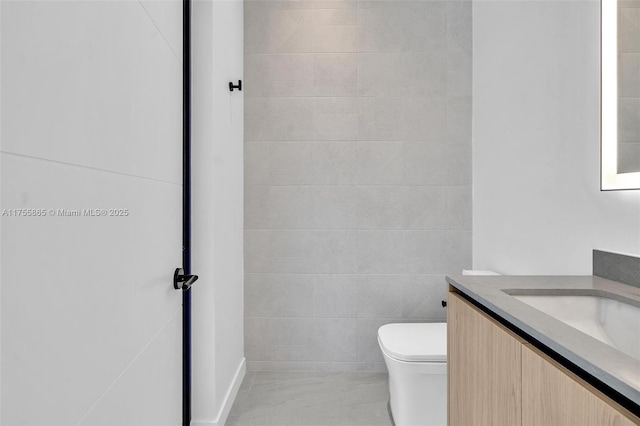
1;1;184;424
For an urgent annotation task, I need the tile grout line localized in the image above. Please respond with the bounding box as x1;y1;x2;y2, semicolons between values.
244;316;445;320
74;307;182;425
244;272;450;276
356;0;361;358
243;228;472;231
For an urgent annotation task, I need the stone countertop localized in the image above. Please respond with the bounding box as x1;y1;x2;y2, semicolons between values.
445;275;640;406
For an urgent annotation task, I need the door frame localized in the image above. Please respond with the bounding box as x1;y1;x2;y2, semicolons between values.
182;0;193;425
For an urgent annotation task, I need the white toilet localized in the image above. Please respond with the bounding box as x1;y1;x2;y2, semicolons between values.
378;271;499;426
378;322;447;426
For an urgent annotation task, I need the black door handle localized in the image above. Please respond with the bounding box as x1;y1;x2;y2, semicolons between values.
174;268;198;290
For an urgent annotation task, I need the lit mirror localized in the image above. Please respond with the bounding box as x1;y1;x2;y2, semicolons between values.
602;0;640;190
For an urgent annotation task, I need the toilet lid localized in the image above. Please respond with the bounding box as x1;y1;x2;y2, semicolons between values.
378;323;447;362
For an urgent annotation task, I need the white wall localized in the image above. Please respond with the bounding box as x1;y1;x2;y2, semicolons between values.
191;1;245;425
473;0;640;275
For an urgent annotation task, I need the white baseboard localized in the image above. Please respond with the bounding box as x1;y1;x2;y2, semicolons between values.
192;357;246;426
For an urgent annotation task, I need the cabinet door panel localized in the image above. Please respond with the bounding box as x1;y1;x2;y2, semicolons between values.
448;292;523;426
522;345;637;426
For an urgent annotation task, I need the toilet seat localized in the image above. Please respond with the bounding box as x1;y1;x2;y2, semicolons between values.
377;323;447;362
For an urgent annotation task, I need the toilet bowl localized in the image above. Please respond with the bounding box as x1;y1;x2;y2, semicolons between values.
378;322;447;426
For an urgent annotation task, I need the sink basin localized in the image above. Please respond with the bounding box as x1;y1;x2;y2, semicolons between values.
512;294;640;361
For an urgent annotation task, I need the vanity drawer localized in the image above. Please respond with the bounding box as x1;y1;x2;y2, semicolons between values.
522;344;638;426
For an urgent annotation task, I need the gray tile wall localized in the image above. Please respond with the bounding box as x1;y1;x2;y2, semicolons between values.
619;0;640;173
244;0;472;371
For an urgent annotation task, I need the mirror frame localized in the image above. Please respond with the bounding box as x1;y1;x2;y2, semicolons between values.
601;0;640;190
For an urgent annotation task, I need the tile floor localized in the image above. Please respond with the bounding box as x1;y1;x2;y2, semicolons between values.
226;372;392;426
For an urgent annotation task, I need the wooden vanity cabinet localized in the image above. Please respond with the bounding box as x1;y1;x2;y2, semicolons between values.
447;291;639;426
521;345;637;426
447;292;523;425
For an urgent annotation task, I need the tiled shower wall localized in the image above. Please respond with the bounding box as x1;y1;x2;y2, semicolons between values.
244;0;472;371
